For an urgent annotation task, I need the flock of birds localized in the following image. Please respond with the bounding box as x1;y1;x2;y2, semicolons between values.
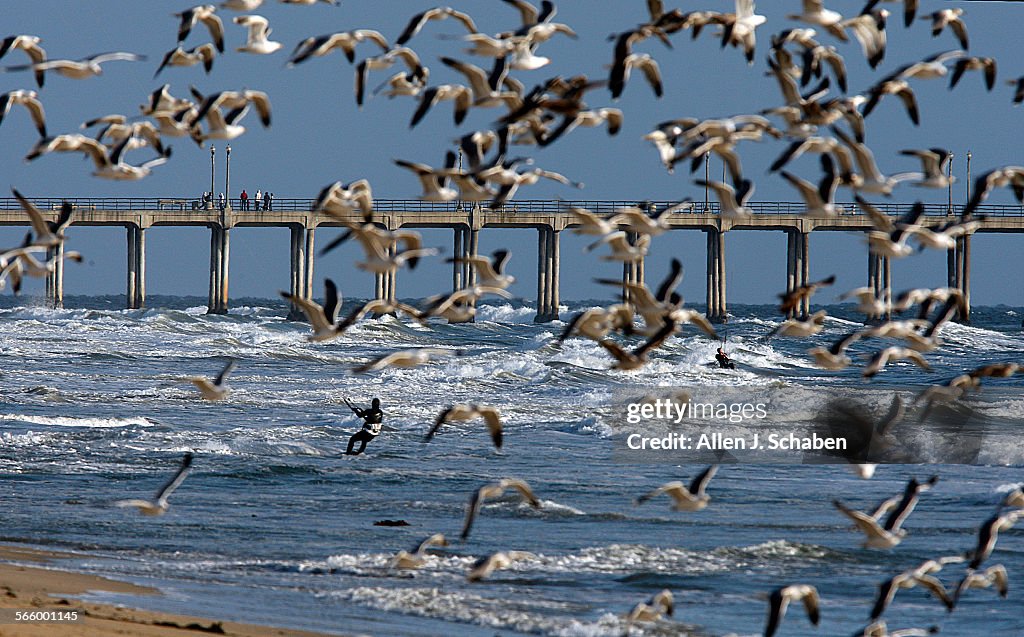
2;0;1024;635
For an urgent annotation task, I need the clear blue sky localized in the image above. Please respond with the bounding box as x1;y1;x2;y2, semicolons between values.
1;1;1023;305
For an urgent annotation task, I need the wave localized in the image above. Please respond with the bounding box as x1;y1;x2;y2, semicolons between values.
0;414;156;428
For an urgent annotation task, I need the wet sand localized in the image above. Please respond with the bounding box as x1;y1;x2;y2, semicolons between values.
0;545;340;637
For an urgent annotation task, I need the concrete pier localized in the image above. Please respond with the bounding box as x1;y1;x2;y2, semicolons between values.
946;235;971;323
705;229;727;323
45;242;64;309
207;225;230;315
286;225;315;321
534;227;560;322
785;231;810;318
867;251;892;321
620;232;644;306
126;225;146;309
2;197;1020;320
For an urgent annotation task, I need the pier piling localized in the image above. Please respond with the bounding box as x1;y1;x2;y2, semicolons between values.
534;226;560;322
706;229;727;323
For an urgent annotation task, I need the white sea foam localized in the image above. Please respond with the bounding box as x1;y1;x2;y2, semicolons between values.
0;414;154;428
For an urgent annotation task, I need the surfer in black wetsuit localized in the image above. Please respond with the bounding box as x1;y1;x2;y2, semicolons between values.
344;397;383;455
715;347;735;370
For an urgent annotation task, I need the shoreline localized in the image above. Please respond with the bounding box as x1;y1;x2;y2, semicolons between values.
0;545;342;637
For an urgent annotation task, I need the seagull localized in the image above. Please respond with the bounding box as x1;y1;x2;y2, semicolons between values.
808;331;861;370
234;15;282;54
410;84;473;127
0;35;47;87
139;84;194;116
313;179;373;219
221;0;264;9
861;0;915;28
466;550;535;581
609;52;663;99
899;148;953;189
586;231;650;263
279;278;346;341
922;9;968;50
608;203;691;237
781;157;843;216
557;305;634;342
27;135;170;181
635;465;718;512
625;589;673;623
949;56;996;91
764;584;820;637
288;30;390;66
12;189;72;248
854;621;941;637
191;89;271;142
842;9;888;69
0;90;46;137
779;274;836;315
719;0;768;65
396;7;478;45
954;564;1009;606
394;155;459;201
834;128;922;194
190;359;236;400
426;405;504;449
968;508;1022;569
462;478;540;540
115;453;194;516
155;44;216;77
334;299;424;332
834;476;938;549
353;348;461;374
355;47;425;107
3;52;146;80
391;533;449;569
695;179;755;218
870;557;960;620
447;250;515;289
415;286;512;321
176;4;225;53
599;320;677;370
863;347;931;378
787;1;848;41
769;310;828;338
569;207;618;236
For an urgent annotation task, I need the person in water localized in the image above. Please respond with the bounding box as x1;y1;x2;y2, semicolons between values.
344;397;383;455
715;347;735;369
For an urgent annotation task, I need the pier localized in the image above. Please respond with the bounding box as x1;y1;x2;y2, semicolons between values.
3;197;1024;323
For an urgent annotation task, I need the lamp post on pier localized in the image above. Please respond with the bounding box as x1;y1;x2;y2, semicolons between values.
209;145;215;209
946;151;954;214
225;145;232;210
966;150;972;204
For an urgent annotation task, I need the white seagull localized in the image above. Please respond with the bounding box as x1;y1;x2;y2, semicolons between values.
115;453;194;516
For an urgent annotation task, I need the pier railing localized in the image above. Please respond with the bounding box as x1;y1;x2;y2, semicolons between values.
0;197;1021;216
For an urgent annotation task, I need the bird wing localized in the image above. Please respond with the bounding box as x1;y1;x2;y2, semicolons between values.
154;452;193;502
480;407;503;449
214;359;236;386
12;188;53;241
461;488;485;539
688;464;718;496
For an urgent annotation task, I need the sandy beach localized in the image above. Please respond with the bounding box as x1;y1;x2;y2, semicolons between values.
0;545;338;637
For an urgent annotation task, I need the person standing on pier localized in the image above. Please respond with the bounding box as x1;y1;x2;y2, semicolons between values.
240;189;249;210
218;192;225;211
254;189;262;211
265;191;273;211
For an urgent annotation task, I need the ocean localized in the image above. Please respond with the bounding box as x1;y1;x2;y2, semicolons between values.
1;295;1022;636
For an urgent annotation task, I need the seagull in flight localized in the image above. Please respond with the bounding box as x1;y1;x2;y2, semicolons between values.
190;359;236;400
115;453;194;516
